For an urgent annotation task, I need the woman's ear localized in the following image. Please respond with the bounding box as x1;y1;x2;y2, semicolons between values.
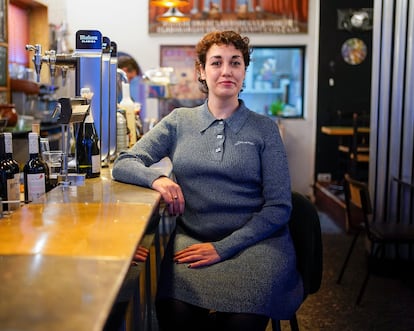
198;64;206;80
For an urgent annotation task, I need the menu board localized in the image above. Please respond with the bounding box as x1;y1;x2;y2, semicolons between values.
0;45;6;86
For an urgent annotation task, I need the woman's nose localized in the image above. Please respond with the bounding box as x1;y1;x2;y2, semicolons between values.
221;63;232;75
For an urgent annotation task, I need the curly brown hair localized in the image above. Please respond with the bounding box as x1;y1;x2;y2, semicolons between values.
195;30;251;94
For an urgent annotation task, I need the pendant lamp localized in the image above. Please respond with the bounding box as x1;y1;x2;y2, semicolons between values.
157;7;190;22
151;0;190;7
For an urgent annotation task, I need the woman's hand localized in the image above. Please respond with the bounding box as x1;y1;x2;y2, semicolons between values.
133;246;149;263
174;243;221;268
152;176;185;215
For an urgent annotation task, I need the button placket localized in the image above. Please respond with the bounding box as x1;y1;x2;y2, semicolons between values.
213;121;225;161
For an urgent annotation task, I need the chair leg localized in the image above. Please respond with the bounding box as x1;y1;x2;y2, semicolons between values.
271;314;300;331
289;314;300;331
356;268;370;305
337;231;361;284
271;319;282;331
356;244;382;305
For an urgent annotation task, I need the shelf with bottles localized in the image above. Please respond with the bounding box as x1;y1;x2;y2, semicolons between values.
241;77;290;95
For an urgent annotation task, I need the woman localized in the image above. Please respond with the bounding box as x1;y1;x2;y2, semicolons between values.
112;30;303;331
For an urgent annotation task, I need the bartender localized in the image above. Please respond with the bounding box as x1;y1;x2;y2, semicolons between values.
117;54;147;120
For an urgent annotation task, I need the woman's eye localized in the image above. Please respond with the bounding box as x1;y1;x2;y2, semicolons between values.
231;61;241;66
211;61;221;66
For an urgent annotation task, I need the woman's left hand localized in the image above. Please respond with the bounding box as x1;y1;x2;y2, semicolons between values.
174;243;221;268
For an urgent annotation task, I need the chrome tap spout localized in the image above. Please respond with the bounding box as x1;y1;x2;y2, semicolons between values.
26;44;43;82
45;50;57;86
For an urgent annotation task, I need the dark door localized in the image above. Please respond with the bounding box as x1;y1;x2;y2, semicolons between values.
315;0;373;183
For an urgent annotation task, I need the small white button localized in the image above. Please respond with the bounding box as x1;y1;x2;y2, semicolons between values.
215;147;221;153
217;134;223;139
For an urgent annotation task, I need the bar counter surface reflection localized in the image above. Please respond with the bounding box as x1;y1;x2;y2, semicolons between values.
0;165;167;331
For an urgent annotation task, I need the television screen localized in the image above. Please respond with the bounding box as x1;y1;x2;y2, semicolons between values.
240;45;306;118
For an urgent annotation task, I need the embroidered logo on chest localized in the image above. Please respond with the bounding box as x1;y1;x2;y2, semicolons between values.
235;141;255;146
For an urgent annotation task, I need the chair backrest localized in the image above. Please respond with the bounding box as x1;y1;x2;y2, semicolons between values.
349;113;370;181
289;192;323;297
343;173;373;230
351;112;370;154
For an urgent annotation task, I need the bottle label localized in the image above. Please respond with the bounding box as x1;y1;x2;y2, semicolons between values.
4;134;13;153
7;175;20;210
26;173;46;202
91;154;100;174
28;133;40;154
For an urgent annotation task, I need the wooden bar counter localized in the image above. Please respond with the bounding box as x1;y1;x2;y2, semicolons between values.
0;166;165;331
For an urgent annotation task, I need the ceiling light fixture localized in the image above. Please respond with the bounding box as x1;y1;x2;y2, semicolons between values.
151;0;190;7
157;7;190;23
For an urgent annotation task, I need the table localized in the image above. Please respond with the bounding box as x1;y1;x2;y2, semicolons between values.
321;126;370;136
0;166;167;331
320;126;371;182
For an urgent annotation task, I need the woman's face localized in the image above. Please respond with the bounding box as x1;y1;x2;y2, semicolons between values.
199;43;246;99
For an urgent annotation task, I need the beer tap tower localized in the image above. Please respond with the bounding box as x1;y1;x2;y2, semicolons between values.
25;30;117;182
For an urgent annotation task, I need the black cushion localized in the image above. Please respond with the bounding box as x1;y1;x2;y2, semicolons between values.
289;192;323;297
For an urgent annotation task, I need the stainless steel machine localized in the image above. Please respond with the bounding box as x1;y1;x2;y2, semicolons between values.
25;30;116;173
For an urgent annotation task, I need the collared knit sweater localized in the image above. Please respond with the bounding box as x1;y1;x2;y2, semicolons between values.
112;100;303;320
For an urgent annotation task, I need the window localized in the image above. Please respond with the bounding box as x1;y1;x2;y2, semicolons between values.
241;46;305;118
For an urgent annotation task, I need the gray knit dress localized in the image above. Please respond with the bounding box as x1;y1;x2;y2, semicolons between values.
112;100;303;320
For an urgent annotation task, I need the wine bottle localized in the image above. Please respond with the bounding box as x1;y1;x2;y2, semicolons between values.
23;132;50;203
76;111;101;178
0;133;15;211
4;132;20;210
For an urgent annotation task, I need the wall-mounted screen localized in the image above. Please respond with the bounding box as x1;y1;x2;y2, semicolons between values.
241;45;305;118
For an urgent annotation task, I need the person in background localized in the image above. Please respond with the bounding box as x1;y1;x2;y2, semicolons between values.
117;54;147;120
112;30;303;331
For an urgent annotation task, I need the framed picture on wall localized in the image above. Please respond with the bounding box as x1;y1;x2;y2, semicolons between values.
158;45;205;117
0;0;6;43
149;0;308;35
160;45;205;101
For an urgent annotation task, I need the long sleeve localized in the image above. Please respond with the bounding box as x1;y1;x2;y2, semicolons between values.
112;110;178;187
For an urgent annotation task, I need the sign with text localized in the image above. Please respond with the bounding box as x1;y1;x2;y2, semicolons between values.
149;0;308;34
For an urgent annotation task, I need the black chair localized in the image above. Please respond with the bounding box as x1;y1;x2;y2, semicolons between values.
336;173;414;305
272;192;323;331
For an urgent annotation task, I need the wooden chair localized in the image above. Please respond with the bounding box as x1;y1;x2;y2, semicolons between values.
272;192;323;331
336;173;414;305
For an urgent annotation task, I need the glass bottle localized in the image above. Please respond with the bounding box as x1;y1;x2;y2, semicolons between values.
0;133;14;211
116;109;128;154
76;111;101;178
23;132;49;203
118;82;137;147
4;132;20;210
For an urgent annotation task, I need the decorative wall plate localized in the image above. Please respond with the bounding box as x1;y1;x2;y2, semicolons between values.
341;38;367;65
